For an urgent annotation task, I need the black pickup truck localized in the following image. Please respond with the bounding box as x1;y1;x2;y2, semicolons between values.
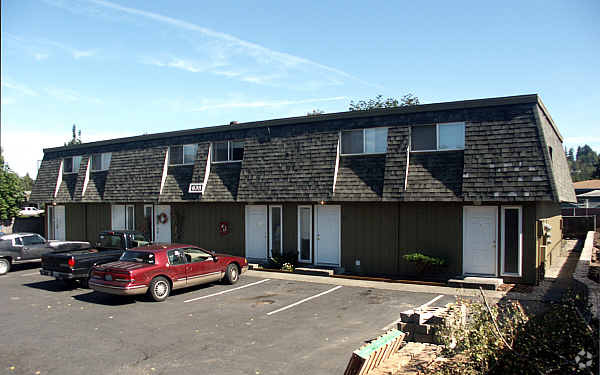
40;230;148;287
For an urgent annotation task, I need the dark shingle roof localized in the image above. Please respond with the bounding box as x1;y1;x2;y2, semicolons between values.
30;95;575;204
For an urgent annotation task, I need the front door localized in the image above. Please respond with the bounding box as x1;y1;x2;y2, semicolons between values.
315;205;340;266
463;206;497;276
155;205;171;243
245;205;267;260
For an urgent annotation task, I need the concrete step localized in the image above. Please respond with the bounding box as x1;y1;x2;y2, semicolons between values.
447;276;503;290
294;267;334;277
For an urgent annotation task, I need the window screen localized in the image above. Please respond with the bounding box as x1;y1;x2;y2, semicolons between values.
63;157;73;173
91;154;102;171
411;125;436;151
169;145;183;165
341;129;364;154
213;142;229;162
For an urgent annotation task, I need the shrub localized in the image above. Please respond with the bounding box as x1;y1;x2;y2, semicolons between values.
432;292;599;375
403;252;447;266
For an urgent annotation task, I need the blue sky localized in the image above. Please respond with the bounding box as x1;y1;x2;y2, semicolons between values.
1;0;599;178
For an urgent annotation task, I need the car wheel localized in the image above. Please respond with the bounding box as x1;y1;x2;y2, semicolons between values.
149;276;170;302
224;263;239;285
0;258;11;275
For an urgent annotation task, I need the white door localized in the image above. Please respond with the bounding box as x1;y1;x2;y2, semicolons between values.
463;206;497;276
245;205;267;260
154;205;171;243
54;205;66;241
315;205;340;266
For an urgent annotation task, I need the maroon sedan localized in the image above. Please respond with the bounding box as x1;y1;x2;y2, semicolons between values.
89;244;248;301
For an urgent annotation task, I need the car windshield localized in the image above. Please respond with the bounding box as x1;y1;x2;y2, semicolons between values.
98;234;124;249
120;251;155;264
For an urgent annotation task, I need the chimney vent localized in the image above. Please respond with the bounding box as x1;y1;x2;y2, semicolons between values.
229;121;238;125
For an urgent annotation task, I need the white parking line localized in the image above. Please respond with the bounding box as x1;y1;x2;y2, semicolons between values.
21;272;40;277
380;294;445;330
266;285;343;316
183;279;270;303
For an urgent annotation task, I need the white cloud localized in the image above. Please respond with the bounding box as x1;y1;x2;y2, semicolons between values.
1;78;39;96
44;88;103;104
191;96;347;112
34;53;49;61
1;128;134;178
44;0;375;88
3;33;97;60
72;49;97;59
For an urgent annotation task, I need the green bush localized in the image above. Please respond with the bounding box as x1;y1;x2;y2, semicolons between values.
403;252;446;266
432;292;599;375
268;250;299;270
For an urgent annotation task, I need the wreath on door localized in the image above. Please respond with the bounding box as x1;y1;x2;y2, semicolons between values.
158;213;169;224
218;221;230;236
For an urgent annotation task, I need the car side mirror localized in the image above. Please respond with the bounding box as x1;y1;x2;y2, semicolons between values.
213;256;218;262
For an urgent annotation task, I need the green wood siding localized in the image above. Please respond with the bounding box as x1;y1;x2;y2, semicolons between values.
171;203;245;256
85;204;110;243
398;203;462;278
66;204;86;241
341;203;399;275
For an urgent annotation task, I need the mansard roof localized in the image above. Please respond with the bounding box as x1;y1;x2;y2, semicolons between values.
30;94;576;204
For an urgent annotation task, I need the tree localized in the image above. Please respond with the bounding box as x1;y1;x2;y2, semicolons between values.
593;159;600;179
306;109;324;116
64;124;82;146
21;173;34;191
349;94;420;111
569;144;599;182
0;150;26;220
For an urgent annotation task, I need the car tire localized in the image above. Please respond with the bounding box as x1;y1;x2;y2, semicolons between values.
0;258;11;275
224;263;239;285
148;276;170;302
79;277;90;289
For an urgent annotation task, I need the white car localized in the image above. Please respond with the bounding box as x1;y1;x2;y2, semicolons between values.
19;207;44;216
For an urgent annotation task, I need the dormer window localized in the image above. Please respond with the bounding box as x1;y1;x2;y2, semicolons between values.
411;122;465;151
169;144;198;166
91;152;112;171
63;156;82;174
212;141;244;163
341;127;388;155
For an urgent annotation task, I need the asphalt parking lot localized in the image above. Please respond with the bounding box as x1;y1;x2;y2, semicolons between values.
1;263;457;375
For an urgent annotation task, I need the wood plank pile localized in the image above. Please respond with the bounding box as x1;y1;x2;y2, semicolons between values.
343;329;405;375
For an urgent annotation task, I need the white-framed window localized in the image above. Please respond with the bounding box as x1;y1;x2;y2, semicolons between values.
169;144;198;165
63;156;82;174
501;206;522;277
341;127;388;155
212;141;244;163
111;204;135;231
411;122;465;151
143;204;154;242
91;152;112;171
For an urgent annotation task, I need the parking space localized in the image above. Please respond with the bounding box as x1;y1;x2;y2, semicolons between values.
1;267;456;375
